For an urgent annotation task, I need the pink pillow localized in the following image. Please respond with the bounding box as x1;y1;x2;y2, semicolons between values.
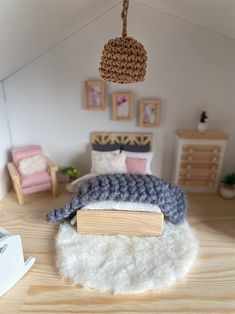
126;157;147;175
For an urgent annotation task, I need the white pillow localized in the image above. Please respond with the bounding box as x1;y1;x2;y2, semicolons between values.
124;152;153;174
91;150;127;175
91;150;119;174
18;155;48;176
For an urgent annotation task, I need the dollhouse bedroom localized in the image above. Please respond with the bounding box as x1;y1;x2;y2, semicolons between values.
0;0;235;313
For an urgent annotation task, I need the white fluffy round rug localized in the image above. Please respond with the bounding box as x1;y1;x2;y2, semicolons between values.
56;221;198;294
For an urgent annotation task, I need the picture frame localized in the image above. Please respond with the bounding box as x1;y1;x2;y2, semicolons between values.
139;99;161;127
112;92;134;121
84;80;106;110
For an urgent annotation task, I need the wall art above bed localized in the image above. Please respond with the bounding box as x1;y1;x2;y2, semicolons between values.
139;99;161;128
112;92;134;121
84;80;106;110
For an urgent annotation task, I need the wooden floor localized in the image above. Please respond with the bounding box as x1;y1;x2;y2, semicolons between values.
0;185;235;314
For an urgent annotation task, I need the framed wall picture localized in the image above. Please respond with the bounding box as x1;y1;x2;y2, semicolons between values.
84;80;106;110
139;99;161;127
112;92;134;121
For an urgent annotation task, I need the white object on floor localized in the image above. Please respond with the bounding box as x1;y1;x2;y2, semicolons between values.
0;227;35;297
219;186;235;199
56;221;198;294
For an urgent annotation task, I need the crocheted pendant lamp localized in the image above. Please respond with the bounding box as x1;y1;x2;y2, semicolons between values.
99;0;147;84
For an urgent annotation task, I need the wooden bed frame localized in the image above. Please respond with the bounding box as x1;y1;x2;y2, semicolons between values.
91;132;153;150
74;132;163;236
77;210;163;236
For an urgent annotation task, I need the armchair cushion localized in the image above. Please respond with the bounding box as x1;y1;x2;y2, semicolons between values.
22;183;52;195
12;145;43;166
18;155;48;176
21;171;51;188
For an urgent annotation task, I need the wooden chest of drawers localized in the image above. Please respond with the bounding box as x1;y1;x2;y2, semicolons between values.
173;129;229;193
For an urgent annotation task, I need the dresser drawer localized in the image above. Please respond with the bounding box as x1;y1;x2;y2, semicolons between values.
182;145;221;153
179;171;217;180
180;162;218;171
181;153;220;162
178;179;215;187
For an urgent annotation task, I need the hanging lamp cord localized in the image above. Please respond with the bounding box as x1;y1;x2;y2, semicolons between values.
121;0;129;37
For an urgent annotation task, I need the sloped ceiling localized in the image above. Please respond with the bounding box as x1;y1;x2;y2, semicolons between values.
136;0;235;40
1;0;235;82
0;0;121;81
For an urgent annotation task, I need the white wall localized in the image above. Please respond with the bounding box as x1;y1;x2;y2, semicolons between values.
0;83;11;199
3;2;235;180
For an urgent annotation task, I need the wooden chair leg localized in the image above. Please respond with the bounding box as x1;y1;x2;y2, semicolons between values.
13;182;24;205
7;162;24;205
51;172;57;197
52;183;57;197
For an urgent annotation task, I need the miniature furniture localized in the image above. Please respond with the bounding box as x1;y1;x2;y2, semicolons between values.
0;227;35;297
76;210;163;236
173;129;229;192
72;132;163;237
7;145;58;205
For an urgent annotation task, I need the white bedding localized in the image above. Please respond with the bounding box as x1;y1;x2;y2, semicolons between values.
82;200;161;212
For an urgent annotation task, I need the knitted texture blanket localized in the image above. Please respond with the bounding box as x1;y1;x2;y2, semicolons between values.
47;174;187;224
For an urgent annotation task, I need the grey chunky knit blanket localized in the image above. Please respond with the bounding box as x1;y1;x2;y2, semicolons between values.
47;174;187;224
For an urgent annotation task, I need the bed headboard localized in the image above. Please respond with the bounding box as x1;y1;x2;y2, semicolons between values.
91;132;153;150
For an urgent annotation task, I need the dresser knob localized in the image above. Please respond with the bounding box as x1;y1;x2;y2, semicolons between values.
208;181;213;187
211;157;218;162
210;174;215;179
188;148;193;153
186;165;191;169
213;149;218;153
186;174;191;178
185;181;190;186
187;155;192;161
211;166;216;170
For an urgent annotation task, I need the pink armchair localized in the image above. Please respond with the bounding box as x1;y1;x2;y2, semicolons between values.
7;145;58;205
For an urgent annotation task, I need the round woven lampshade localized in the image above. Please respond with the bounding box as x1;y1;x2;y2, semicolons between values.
99;0;147;84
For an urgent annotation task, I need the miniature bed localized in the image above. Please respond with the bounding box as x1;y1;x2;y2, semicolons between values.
47;132;198;294
74;132;163;236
